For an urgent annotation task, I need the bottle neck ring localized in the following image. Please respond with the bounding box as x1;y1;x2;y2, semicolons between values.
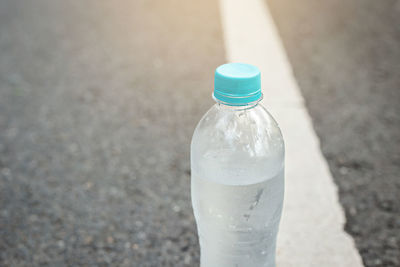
213;93;263;110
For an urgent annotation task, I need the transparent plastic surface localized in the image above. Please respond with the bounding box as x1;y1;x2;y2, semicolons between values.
191;102;285;267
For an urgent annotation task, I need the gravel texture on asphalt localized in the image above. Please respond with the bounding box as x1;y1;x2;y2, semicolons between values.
265;0;400;266
0;0;225;266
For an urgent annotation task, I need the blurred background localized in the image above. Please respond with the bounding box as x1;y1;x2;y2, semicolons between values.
0;0;399;266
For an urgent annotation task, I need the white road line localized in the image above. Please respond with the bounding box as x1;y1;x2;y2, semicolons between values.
219;0;364;266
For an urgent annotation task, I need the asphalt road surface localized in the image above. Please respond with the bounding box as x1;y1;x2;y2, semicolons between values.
266;0;400;266
0;0;399;266
0;0;225;266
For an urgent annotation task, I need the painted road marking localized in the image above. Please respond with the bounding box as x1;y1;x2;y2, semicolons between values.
219;0;364;266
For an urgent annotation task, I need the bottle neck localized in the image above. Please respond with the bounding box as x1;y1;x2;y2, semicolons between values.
214;96;261;111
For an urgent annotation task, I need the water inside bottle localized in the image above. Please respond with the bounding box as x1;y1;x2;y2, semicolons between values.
191;167;284;267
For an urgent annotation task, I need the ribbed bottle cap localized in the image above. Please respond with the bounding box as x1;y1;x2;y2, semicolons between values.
214;63;262;105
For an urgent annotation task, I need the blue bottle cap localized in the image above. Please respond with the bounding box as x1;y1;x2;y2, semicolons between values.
214;63;262;105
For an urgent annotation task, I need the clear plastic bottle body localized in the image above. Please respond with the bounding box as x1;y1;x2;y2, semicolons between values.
191;101;285;267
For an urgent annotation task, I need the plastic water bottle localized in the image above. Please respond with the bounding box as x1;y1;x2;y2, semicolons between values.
191;63;285;267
